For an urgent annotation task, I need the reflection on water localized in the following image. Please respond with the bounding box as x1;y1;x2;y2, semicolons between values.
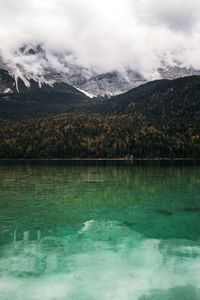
0;161;200;299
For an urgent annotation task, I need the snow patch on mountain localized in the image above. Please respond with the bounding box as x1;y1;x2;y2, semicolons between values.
1;44;200;96
76;87;94;98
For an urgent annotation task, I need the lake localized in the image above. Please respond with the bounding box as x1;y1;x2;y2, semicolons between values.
0;160;200;300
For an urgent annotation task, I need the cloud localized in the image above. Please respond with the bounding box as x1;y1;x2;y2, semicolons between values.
0;0;200;80
137;0;200;33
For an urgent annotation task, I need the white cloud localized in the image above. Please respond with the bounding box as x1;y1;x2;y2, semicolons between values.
0;0;200;79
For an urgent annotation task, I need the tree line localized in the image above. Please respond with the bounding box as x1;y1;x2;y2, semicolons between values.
0;114;200;159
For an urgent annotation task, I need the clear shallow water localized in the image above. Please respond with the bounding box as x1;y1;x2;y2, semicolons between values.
0;161;200;300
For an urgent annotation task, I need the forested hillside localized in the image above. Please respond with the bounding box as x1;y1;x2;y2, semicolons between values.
1;75;200;159
109;75;200;120
0;70;90;120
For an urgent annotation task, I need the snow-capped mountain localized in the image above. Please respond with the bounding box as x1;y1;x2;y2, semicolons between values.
1;44;200;97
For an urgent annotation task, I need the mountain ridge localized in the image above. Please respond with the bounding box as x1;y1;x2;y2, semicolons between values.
1;74;200;158
0;69;91;120
1;44;200;97
1;71;200;122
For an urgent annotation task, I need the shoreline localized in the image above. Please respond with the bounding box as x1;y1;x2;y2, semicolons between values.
0;158;200;161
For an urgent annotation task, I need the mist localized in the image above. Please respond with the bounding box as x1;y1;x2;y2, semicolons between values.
1;0;200;79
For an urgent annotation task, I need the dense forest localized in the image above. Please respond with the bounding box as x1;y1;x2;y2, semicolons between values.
0;113;200;159
1;75;200;159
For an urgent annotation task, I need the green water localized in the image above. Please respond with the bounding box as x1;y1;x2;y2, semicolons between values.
0;161;200;300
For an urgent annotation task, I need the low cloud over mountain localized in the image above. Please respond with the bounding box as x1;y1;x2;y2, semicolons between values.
1;0;200;80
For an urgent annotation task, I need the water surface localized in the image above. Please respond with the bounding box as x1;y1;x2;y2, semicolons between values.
0;161;200;300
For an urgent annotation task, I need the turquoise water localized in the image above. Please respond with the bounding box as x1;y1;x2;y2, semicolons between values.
0;161;200;300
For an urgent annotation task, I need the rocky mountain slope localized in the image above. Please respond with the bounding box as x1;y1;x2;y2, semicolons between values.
1;44;200;97
1;69;200;124
0;69;90;120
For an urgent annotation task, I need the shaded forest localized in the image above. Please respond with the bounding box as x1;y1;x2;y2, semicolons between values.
1;114;200;159
1;75;200;159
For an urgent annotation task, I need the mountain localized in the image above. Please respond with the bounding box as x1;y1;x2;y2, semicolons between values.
1;75;200;159
109;75;200;123
1;44;200;97
75;70;146;97
1;68;200;122
72;66;200;97
0;45;146;97
0;69;17;93
0;69;90;120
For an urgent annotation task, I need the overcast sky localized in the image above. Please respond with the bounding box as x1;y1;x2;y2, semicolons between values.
0;0;200;78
